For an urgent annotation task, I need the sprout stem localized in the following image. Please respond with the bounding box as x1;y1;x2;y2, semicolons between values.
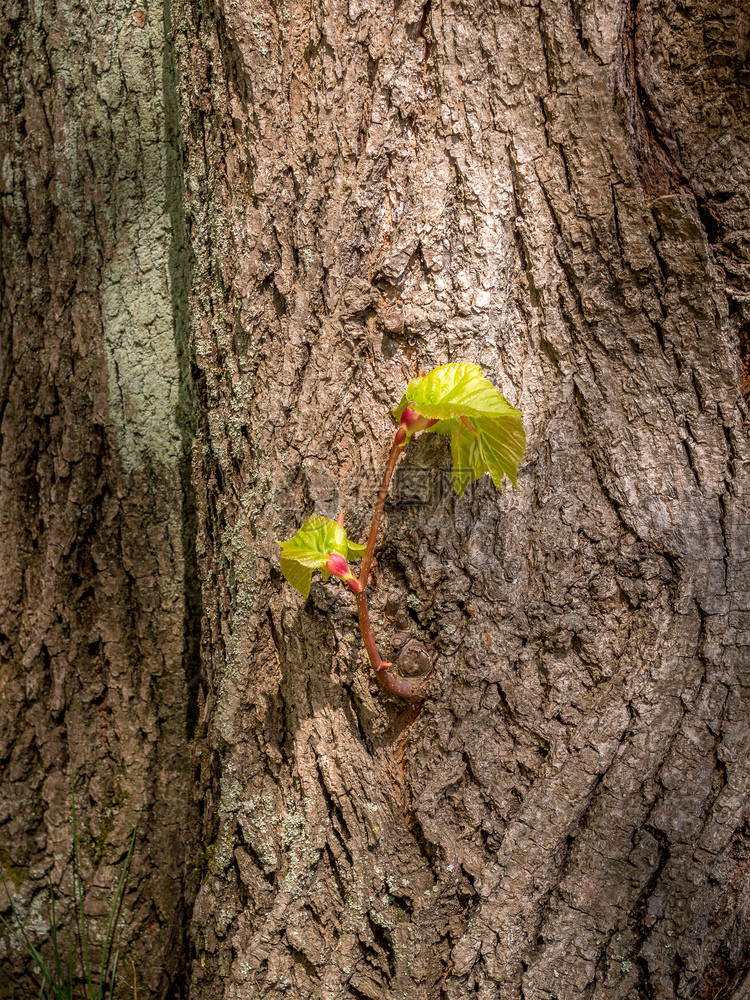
355;427;422;700
358;426;405;587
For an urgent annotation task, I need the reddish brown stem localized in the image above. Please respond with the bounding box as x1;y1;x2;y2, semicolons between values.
359;426;406;588
356;588;420;699
354;426;423;701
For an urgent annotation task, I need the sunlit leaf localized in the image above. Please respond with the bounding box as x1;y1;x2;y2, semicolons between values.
393;363;517;422
393;363;525;494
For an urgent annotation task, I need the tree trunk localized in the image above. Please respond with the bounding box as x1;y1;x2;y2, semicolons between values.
0;0;198;994
2;0;749;998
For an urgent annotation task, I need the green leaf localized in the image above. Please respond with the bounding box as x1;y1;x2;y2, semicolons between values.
393;363;518;422
449;415;524;495
278;516;365;598
393;363;525;494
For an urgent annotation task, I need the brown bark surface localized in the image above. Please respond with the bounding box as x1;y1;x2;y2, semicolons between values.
176;0;750;997
0;0;198;994
1;0;749;998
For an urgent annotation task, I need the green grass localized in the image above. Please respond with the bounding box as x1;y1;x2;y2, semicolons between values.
0;779;137;1000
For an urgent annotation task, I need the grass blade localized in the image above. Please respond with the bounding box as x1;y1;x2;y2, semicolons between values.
1;778;134;1000
106;948;119;1000
0;897;57;995
48;884;63;993
70;776;93;1000
97;824;136;1000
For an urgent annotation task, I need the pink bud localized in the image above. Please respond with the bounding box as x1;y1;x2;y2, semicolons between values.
325;551;361;593
325;552;350;578
400;406;438;435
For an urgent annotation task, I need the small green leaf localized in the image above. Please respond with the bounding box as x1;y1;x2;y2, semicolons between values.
393;363;525;494
278;516;365;598
394;363;519;422
450;419;481;497
279;555;314;599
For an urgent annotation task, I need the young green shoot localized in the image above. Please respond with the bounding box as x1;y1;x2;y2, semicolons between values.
278;362;525;700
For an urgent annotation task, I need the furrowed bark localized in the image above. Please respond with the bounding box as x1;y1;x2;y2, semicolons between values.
0;0;199;993
1;0;749;997
174;0;750;997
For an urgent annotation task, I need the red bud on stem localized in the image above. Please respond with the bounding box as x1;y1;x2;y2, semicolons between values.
325;552;361;592
400;405;438;436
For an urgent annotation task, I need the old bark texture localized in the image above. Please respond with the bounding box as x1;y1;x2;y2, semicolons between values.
177;0;750;997
2;0;750;997
0;0;198;994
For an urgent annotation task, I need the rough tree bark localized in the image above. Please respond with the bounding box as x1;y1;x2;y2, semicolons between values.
2;0;749;998
0;0;198;994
